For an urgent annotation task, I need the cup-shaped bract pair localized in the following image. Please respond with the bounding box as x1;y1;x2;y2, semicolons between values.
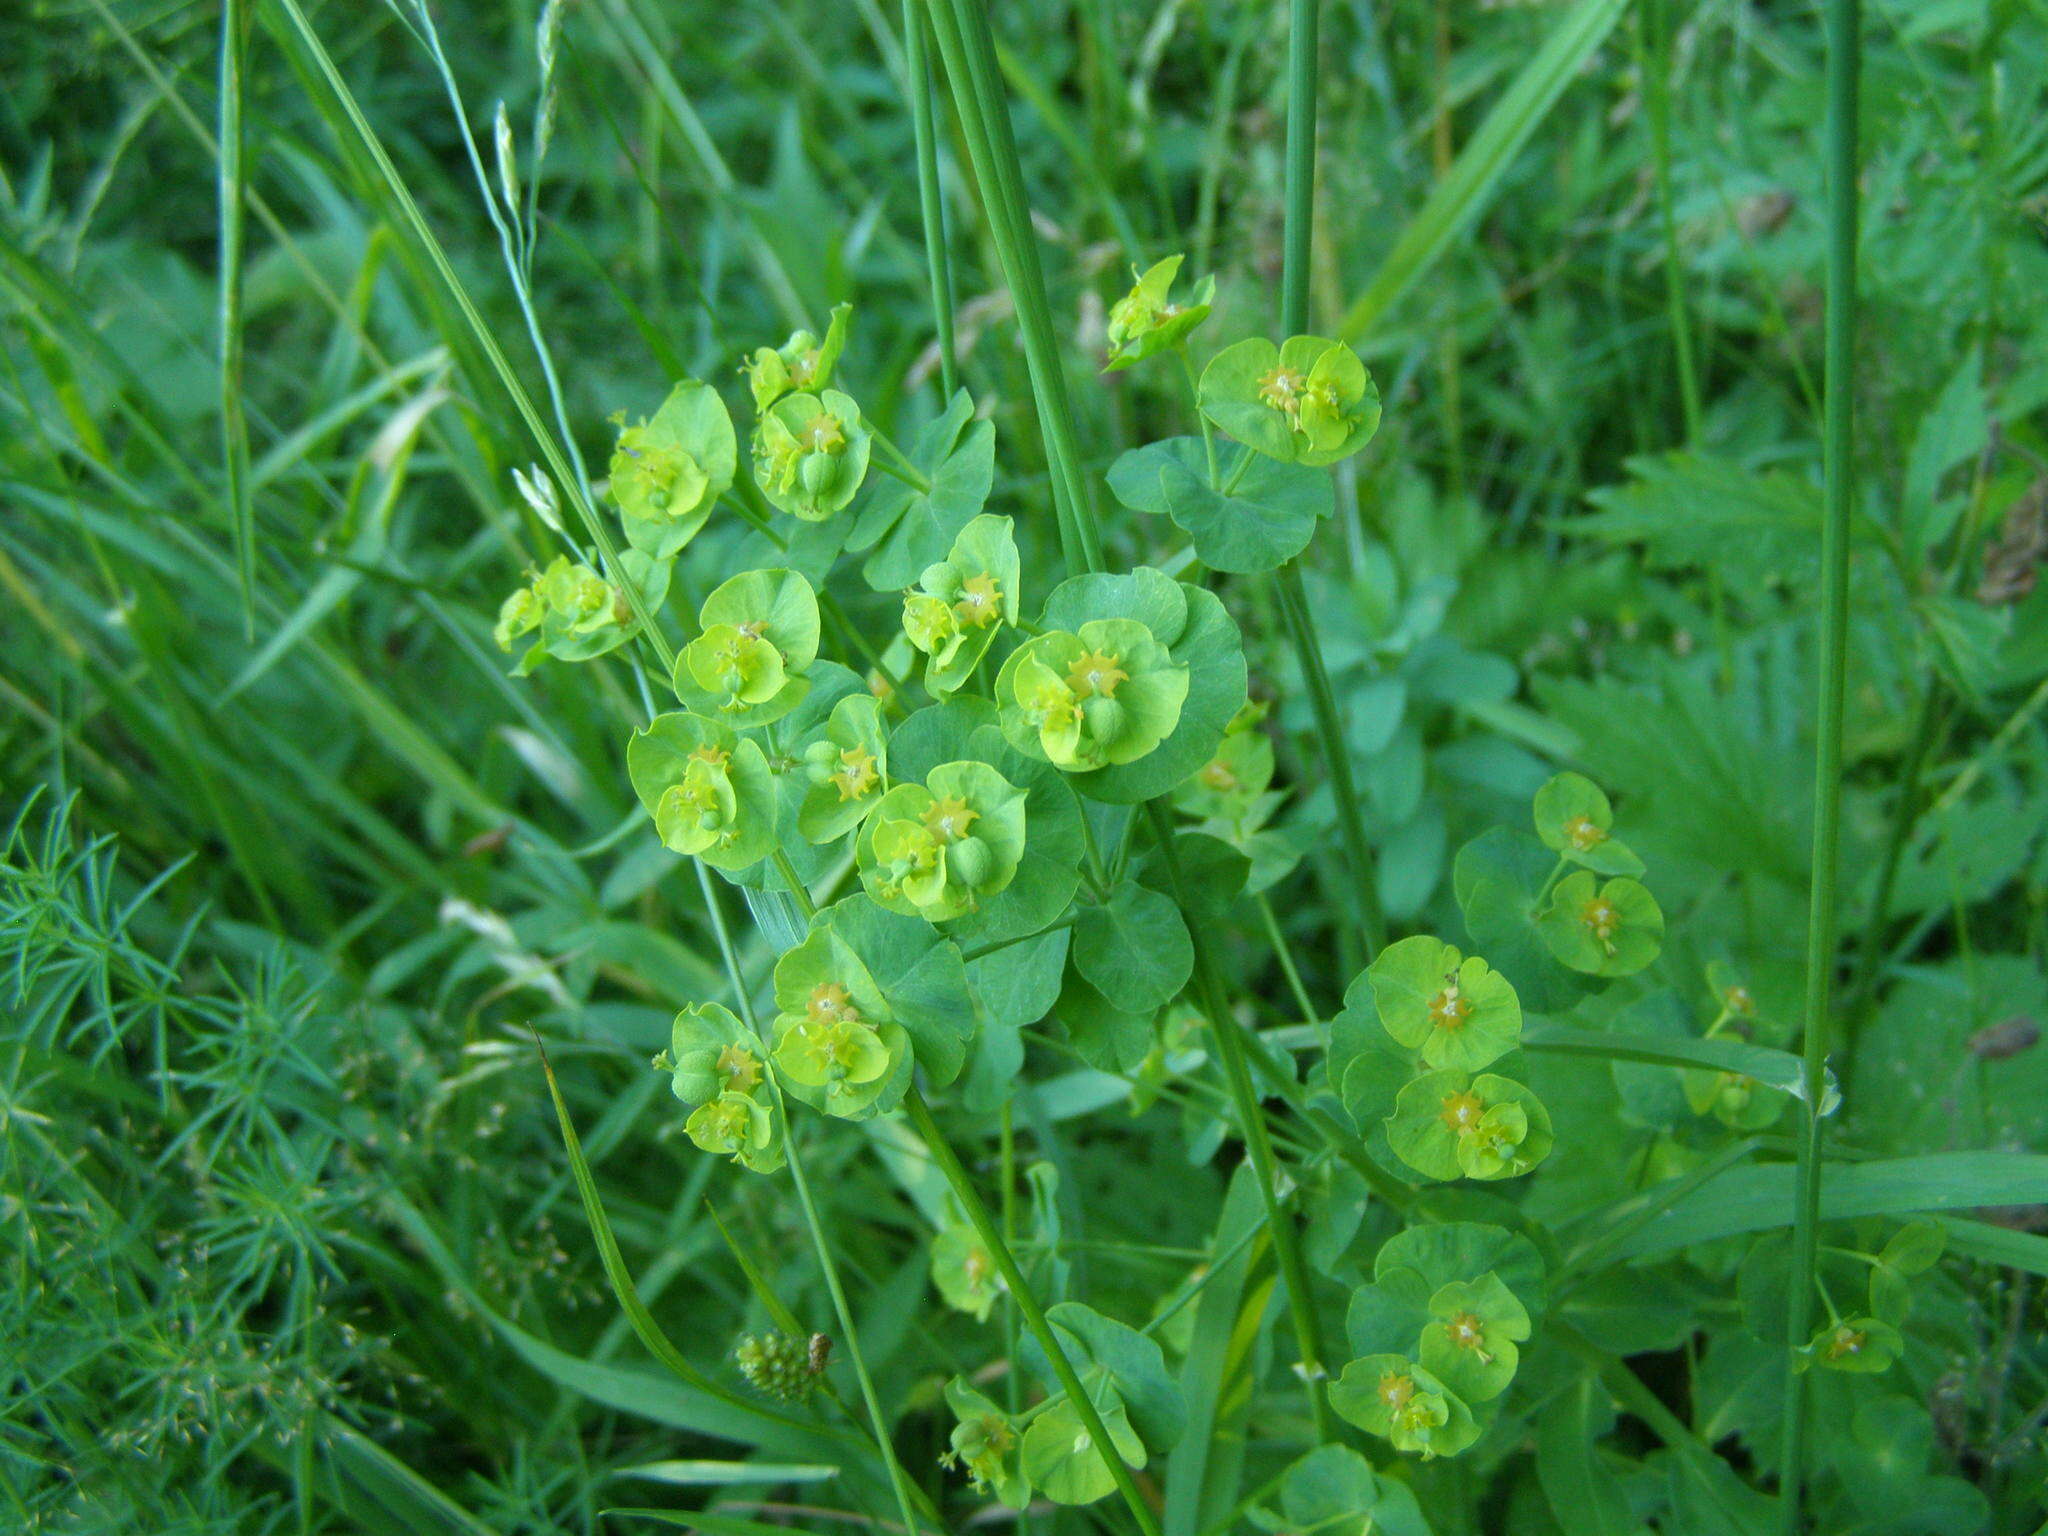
998;619;1190;773
1365;936;1523;1073
944;1380;1030;1509
653;1001;780;1172
931;1223;1000;1321
1539;870;1664;977
753;388;870;521
1103;254;1213;371
1389;1069;1554;1182
902;515;1022;696
742;303;851;414
1533;771;1645;877
769;923;910;1120
1329;1355;1479;1461
627;711;778;871
674;568;820;727
1019;1379;1147;1506
494;551;671;673
1199;335;1380;466
1416;1274;1533;1405
608;379;737;558
797;692;890;844
857;760;1027;924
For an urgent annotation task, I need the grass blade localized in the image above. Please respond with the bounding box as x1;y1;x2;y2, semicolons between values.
218;0;255;636
1337;0;1629;342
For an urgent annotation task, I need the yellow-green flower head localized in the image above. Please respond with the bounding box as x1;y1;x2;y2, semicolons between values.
797;692;891;845
673;568;820;728
1198;335;1381;466
1104;254;1215;372
1418;1274;1532;1403
752;388;871;521
627;711;778;871
900;515;1022;696
997;618;1189;772
497;551;671;672
1532;771;1645;877
1800;1316;1903;1375
734;1330;823;1403
943;1381;1030;1509
1329;1356;1479;1460
770;925;911;1120
606;379;736;558
931;1224;1001;1321
857;760;1028;923
741;302;851;414
1388;1068;1554;1183
1538;871;1665;977
1365;936;1523;1073
653;1001;780;1171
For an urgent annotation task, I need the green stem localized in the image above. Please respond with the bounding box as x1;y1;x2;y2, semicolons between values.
869;426;934;492
904;0;959;398
903;1087;1162;1536
1280;0;1319;336
774;849;818;920
1255;893;1321;1029
1145;805;1334;1438
1274;564;1388;956
923;0;1103;576
218;0;254;637
1781;2;1860;1527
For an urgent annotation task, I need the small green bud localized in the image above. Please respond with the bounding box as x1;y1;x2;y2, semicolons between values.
948;834;993;890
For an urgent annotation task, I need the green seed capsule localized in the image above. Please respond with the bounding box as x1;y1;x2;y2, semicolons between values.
947;834;992;890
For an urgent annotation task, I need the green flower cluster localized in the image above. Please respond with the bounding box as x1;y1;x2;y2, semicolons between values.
493;551;669;673
652;1002;780;1172
1332;1271;1530;1459
857;760;1028;923
1102;254;1213;371
733;1330;826;1404
742;303;851;413
1356;936;1553;1183
674;568;821;726
998;619;1189;771
902;515;1020;696
1529;772;1665;978
609;379;737;557
1198;334;1380;466
769;923;912;1120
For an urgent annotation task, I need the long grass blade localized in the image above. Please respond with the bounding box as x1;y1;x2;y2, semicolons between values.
218;0;255;637
1337;0;1629;342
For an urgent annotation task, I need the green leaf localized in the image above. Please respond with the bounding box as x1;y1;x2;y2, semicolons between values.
1521;1023;1837;1115
1374;1220;1547;1314
820;893;975;1087
1074;880;1193;1014
849;390;996;590
1534;1376;1646;1536
1021;1389;1145;1505
1106;437;1332;573
1046;1300;1189;1451
1452;826;1590;1012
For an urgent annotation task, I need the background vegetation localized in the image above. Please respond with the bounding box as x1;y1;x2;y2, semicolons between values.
4;0;2047;1532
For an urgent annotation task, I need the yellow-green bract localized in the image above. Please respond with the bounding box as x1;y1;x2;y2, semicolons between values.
1198;334;1380;465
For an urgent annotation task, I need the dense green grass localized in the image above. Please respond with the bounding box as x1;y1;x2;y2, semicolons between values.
5;1;2048;1532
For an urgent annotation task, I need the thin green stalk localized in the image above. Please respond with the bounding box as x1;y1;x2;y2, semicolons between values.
1274;565;1387;956
1255;893;1320;1030
692;864;929;1536
1274;0;1386;961
1280;0;1318;336
923;0;1102;576
1642;0;1701;441
218;0;254;637
1781;2;1860;1527
902;1087;1162;1536
1145;805;1334;1438
904;0;959;397
774;849;819;920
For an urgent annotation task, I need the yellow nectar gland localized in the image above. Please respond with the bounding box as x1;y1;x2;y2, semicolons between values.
1377;1371;1417;1411
801;412;845;455
1440;1089;1486;1134
1445;1311;1494;1363
788;347;821;387
690;743;732;770
1198;759;1238;791
923;795;979;843
736;619;769;642
1257;364;1308;425
1723;984;1756;1016
1562;813;1607;851
831;745;879;802
1065;649;1129;699
954;574;1003;629
1427;978;1473;1032
1825;1324;1867;1361
1580;895;1622;955
807;981;860;1027
716;1043;762;1093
